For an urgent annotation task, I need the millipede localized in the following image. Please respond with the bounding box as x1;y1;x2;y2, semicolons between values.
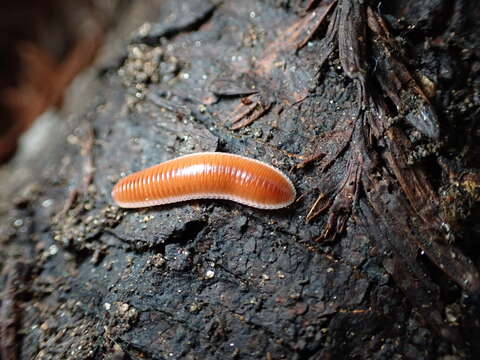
111;152;296;209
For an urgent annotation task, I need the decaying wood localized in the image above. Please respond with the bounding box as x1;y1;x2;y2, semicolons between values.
235;0;480;340
1;0;479;358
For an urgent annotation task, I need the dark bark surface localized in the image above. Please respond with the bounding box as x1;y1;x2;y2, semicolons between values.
1;0;479;359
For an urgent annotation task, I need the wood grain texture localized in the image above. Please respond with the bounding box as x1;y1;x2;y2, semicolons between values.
112;152;296;209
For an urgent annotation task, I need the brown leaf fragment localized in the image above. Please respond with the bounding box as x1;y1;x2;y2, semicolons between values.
307;123;364;239
313;5;340;75
306;193;332;223
296;152;326;169
231;102;272;130
226;94;272;130
295;0;337;51
367;7;439;138
414;228;480;294
338;0;367;81
383;128;441;227
363;163;480;294
227;95;258;123
364;93;389;139
317;159;361;240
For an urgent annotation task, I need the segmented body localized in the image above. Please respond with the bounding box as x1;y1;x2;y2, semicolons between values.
111;152;296;209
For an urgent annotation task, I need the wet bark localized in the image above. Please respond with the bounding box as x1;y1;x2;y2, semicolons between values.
1;0;479;359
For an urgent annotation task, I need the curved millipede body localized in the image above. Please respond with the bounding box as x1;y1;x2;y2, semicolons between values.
111;152;296;209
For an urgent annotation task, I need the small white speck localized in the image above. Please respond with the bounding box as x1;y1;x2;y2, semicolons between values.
42;199;53;207
104;303;111;311
67;134;79;145
250;11;256;18
13;219;23;228
138;23;152;36
48;245;59;256
182;73;190;79
205;269;215;279
131;46;142;58
441;222;451;232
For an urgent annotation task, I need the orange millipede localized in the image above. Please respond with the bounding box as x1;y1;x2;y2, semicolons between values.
111;152;296;209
